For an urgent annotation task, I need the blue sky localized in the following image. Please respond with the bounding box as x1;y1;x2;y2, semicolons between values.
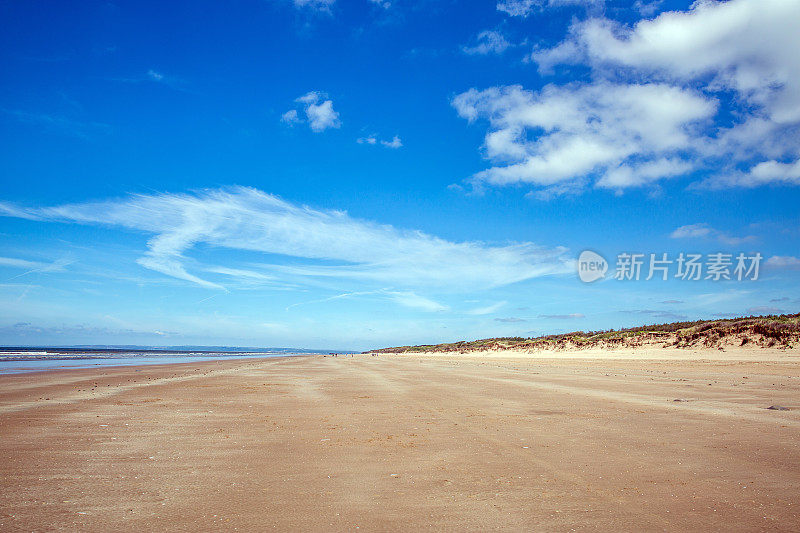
1;0;799;350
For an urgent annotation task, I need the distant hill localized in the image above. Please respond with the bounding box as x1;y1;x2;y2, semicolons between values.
367;313;800;354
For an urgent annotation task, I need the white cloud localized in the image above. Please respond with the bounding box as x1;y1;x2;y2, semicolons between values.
0;256;72;279
297;92;340;132
531;0;800;190
670;223;755;245
551;0;800;119
0;256;46;269
381;135;402;149
283;92;341;132
0;187;571;293
368;0;391;9
466;301;507;315
387;291;447;312
497;0;536;17
287;289;445;313
205;266;275;282
357;134;402;148
497;0;601;18
765;256;800;270
293;0;335;12
633;0;662;16
670;223;712;240
462;30;513;56
698;160;800;189
746;306;784;316
452;82;714;193
2;109;111;140
280;109;301;126
116;69;186;91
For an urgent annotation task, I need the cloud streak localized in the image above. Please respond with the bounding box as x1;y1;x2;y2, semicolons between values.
669;223;756;246
462;30;513;56
357;134;403;148
0;187;571;294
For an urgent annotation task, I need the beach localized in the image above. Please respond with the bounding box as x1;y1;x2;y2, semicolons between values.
1;350;799;531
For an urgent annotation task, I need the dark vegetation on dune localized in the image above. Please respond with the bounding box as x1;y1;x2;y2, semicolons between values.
368;313;800;353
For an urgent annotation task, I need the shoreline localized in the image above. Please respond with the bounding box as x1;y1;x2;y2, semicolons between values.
0;352;311;376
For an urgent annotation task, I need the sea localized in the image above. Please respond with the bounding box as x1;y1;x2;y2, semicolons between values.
0;346;343;374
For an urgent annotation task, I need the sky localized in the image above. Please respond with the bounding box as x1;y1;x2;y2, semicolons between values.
1;0;799;350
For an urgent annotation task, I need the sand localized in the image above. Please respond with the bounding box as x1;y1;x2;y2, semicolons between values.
1;350;799;531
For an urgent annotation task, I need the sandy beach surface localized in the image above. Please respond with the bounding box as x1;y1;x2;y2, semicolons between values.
2;350;800;531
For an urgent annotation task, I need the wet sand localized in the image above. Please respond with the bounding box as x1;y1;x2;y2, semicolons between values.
1;351;799;531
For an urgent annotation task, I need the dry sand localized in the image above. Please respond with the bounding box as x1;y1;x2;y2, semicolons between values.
1;350;799;531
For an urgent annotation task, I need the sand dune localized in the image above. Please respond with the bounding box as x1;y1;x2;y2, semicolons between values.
1;351;799;530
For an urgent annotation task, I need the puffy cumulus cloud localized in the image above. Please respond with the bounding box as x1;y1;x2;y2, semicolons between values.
531;0;800;189
462;30;513;56
283;91;341;132
497;0;602;18
540;0;800;117
0;187;571;294
452;82;715;194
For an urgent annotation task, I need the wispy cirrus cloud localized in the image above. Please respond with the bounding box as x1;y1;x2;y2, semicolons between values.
462;30;514;56
765;256;800;271
0;257;47;270
287;288;446;312
538;313;584;319
622;309;686;321
466;301;507;315
497;0;602;18
387;291;447;312
2;109;111;139
0;187;571;296
669;223;756;246
495;316;526;323
0;256;73;280
356;134;402;148
110;69;188;91
293;0;335;13
746;306;784;316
